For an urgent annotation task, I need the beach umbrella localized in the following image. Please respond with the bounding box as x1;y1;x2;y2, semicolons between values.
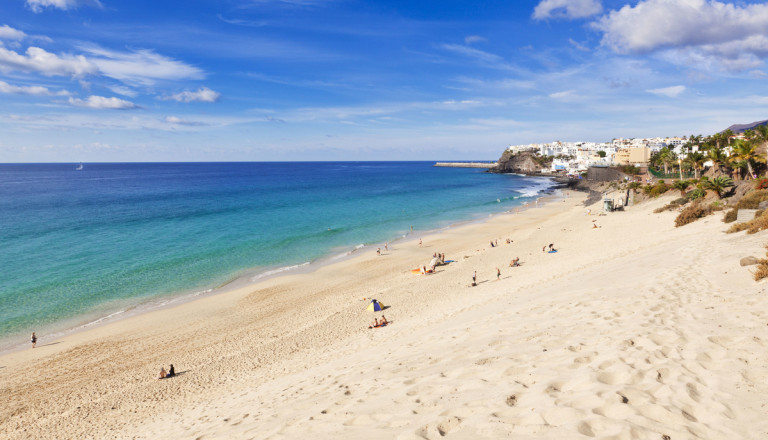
366;299;384;312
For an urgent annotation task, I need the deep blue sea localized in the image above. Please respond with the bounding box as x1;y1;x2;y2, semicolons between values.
0;162;555;350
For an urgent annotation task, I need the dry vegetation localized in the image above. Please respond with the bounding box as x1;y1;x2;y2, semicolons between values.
674;200;718;227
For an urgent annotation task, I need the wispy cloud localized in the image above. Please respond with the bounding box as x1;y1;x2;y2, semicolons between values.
569;38;590;52
0;46;97;77
0;80;70;96
533;0;603;20
592;0;768;72
163;87;220;103
464;35;487;45
548;90;578;101
69;95;138;109
164;116;208;126
216;14;268;27
441;44;504;64
80;46;205;86
0;25;27;41
647;85;686;98
26;0;103;13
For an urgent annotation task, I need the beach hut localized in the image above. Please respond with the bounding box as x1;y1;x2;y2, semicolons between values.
366;299;384;312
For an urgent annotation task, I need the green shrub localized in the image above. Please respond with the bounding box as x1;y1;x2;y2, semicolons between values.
686;188;706;200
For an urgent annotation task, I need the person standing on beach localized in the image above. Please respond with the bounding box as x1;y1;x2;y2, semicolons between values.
377;248;381;256
31;332;37;348
496;267;501;280
384;242;388;251
472;271;477;286
419;238;422;247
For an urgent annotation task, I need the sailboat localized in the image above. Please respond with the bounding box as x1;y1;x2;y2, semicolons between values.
76;162;83;171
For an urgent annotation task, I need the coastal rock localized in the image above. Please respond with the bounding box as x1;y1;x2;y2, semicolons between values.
740;256;759;266
490;151;547;174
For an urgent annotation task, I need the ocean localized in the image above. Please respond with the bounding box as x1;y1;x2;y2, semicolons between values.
0;162;556;350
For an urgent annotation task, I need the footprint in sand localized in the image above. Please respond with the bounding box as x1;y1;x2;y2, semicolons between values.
416;416;462;438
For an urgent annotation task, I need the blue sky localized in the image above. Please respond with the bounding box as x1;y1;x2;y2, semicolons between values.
2;0;768;162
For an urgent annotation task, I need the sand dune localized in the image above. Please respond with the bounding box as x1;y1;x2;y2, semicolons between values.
3;191;768;439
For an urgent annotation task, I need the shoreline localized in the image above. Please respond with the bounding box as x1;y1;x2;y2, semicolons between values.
4;186;768;438
0;179;560;356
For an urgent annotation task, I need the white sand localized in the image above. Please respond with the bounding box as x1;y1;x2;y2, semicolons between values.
3;191;768;439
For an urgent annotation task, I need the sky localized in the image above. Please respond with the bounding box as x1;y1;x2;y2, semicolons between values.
2;0;768;162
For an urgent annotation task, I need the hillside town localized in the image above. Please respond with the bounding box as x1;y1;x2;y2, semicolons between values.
508;136;722;175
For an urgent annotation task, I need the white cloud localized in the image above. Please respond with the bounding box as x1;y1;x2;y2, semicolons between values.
26;0;102;13
549;90;578;100
464;35;487;45
108;85;138;98
441;44;503;64
69;95;138;109
533;0;603;20
0;46;97;77
647;85;686;98
0;25;27;40
164;116;208;126
569;38;590;52
0;80;69;96
593;0;768;71
164;87;220;103
81;47;205;86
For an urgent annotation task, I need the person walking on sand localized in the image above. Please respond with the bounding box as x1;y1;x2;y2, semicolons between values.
419;238;422;247
496;267;501;280
377;247;381;256
472;271;477;286
31;332;37;348
384;242;388;251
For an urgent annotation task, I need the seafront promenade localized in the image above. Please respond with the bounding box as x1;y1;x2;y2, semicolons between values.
434;161;498;168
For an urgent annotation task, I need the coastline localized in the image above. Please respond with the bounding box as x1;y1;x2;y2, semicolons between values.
0;177;560;355
5;184;762;439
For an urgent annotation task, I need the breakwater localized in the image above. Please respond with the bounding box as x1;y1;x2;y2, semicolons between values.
434;162;498;168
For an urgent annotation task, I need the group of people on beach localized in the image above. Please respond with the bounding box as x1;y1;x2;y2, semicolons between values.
158;364;176;379
369;315;389;328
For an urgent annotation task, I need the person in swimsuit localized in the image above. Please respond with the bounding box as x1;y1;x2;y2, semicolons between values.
496;267;501;280
380;315;388;325
158;367;167;379
31;332;37;348
472;271;477;286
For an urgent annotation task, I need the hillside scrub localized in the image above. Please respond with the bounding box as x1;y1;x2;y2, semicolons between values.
675;200;716;227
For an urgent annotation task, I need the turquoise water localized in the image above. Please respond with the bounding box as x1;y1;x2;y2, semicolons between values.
0;162;555;349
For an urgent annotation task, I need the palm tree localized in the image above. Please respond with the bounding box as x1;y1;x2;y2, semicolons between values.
671;180;690;197
703;176;734;199
755;124;768;176
658;146;676;175
707;145;727;177
627;181;642;194
686;151;706;179
731;139;765;179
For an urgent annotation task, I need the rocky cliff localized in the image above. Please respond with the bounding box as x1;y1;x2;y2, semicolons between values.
488;150;548;174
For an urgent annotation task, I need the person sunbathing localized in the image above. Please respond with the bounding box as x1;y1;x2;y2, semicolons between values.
369;318;380;329
158;367;167;379
510;257;520;267
380;316;388;326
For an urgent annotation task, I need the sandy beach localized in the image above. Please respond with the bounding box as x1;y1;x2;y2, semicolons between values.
3;190;768;440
